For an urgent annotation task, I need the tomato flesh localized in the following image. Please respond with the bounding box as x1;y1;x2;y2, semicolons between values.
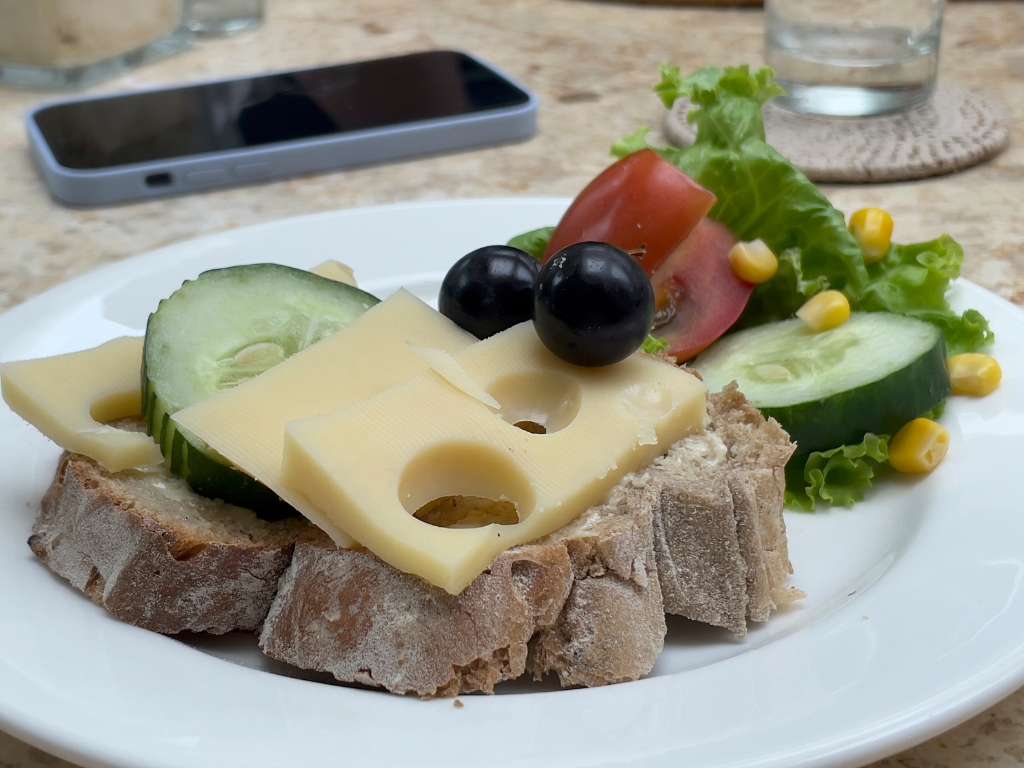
543;150;716;275
651;219;754;362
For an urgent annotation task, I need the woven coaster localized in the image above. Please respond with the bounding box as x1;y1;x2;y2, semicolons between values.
662;83;1009;182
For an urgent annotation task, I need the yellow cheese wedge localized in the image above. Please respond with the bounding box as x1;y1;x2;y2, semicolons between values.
1;337;163;472
172;290;476;545
283;322;706;594
310;260;358;287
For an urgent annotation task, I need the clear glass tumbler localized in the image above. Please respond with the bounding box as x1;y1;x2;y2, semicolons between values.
765;0;944;117
186;0;264;36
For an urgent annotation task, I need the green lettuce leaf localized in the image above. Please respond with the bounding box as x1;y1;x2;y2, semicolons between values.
507;226;554;261
914;308;993;356
642;334;669;355
735;246;830;328
857;236;995;353
619;64;993;352
643;65;870;320
920;401;946;421
654;64;782;146
786;433;890;511
611;127;651;159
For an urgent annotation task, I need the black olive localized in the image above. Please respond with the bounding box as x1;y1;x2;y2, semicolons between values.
534;242;654;367
439;245;539;339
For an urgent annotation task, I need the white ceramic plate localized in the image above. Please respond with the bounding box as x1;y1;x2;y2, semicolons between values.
2;199;1023;768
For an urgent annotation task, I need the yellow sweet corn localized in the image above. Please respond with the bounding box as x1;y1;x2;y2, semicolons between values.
849;207;894;264
889;418;950;474
796;290;850;332
729;239;778;284
948;353;1002;397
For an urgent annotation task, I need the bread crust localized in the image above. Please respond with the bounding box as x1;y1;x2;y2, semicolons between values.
647;385;801;636
258;387;799;693
527;484;666;688
30;453;309;634
30;386;799;692
259;496;666;697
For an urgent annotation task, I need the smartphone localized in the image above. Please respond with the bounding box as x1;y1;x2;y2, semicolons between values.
26;50;538;206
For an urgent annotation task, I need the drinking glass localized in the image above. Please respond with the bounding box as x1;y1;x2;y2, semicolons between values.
765;0;944;117
187;0;264;36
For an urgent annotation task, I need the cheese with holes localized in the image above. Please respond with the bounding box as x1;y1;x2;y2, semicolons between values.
310;260;358;286
172;290;476;545
283;322;706;594
1;337;163;471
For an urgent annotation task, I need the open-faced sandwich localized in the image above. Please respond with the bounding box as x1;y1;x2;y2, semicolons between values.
0;65;1000;698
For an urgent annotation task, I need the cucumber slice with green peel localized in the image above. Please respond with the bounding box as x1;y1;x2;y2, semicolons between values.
143;264;379;513
694;313;950;455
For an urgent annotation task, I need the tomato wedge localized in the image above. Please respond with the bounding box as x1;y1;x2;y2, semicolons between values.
543;150;716;275
651;219;754;362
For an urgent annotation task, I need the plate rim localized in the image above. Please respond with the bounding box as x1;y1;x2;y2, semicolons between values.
2;197;1023;768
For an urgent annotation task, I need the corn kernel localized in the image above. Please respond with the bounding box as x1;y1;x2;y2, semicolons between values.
849;207;894;264
729;239;778;284
796;290;851;332
889;418;950;474
949;353;1002;397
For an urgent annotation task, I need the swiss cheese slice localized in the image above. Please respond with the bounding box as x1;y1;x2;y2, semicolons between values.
172;290;476;545
1;337;163;472
283;322;706;594
408;344;500;410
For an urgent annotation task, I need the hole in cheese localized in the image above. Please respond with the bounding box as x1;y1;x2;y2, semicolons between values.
488;372;581;435
89;391;146;425
513;420;546;435
1;337;163;473
398;442;535;524
281;321;707;594
414;495;519;528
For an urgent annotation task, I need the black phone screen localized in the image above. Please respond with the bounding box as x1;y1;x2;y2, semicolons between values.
33;51;532;170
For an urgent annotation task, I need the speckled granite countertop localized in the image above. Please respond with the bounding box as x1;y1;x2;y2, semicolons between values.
1;1;1022;766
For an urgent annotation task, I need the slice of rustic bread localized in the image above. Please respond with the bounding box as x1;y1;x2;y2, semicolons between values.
30;452;313;634
649;384;801;635
258;488;665;697
30;386;798;691
526;481;666;689
258;386;799;695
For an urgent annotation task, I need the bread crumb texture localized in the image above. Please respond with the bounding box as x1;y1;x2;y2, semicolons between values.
258;386;801;696
30;386;800;692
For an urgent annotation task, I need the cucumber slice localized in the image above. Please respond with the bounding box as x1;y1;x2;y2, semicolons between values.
143;264;378;513
694;313;949;454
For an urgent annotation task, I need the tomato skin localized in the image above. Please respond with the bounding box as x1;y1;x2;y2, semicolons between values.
651;219;754;362
543;150;716;275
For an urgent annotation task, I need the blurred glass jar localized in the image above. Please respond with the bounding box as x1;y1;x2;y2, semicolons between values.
0;0;189;89
186;0;265;37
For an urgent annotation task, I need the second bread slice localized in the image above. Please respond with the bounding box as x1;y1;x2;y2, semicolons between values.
259;388;800;695
259;489;664;697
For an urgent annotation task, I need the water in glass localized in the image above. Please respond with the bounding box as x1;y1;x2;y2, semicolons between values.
765;0;943;116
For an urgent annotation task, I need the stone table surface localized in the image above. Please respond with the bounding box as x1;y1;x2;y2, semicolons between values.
0;1;1022;766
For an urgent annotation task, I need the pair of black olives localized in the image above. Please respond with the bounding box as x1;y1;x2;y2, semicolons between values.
438;242;654;367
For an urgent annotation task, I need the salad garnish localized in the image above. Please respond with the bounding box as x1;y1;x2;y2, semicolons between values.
509;64;998;510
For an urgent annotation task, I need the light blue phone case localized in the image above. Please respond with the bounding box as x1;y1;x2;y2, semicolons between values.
26;51;539;207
